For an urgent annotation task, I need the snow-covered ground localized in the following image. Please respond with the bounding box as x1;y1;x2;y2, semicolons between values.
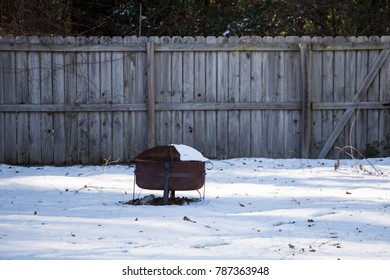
0;157;389;260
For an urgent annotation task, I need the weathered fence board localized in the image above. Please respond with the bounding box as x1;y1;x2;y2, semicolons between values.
216;36;229;158
28;36;41;164
379;37;390;157
0;35;389;165
112;37;125;163
52;37;66;164
239;37;252;157
249;39;263;157
193;36;207;155
205;36;218;158
5;36;17;164
0;41;4;162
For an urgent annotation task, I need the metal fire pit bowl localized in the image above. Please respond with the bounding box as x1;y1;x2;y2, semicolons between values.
133;145;206;204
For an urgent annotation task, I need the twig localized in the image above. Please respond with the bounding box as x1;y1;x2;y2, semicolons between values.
75;185;103;193
102;156;120;166
335;146;383;176
290;150;312;174
291;197;301;205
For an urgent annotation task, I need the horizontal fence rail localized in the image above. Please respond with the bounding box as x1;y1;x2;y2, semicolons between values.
0;35;389;165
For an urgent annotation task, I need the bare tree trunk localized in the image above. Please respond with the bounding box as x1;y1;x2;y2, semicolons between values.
65;0;73;33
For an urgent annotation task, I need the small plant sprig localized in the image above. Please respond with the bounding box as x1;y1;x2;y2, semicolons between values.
335;146;384;177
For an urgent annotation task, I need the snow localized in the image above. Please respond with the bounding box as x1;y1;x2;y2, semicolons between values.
0;157;389;260
170;144;209;162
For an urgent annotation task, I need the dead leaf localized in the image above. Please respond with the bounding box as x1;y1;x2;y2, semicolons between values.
239;202;245;207
288;244;295;249
183;216;196;223
334;160;340;171
346;191;352;195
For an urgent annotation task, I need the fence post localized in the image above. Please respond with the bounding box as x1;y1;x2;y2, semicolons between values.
146;41;156;148
299;41;312;158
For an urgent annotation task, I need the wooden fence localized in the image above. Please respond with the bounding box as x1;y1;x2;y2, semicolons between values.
0;35;389;165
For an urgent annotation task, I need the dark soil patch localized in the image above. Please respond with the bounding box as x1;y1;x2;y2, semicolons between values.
120;194;201;206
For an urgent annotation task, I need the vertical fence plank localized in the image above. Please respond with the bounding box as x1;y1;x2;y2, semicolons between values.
52;37;66;164
15;36;30;164
265;36;283;158
227;36;240;158
262;36;273;158
183;36;195;147
28;36;42;164
275;36;287;158
333;36;346;158
135;36;148;156
155;36;171;146
123;36;136;162
250;37;264;157
216;36;229;158
112;36;125;162
322;37;335;158
355;36;369;157
87;36;101;164
205;36;217;158
366;36;381;156
76;36;89;164
344;37;357;155
99;37;113;162
2;36;17;163
41;36;54;164
239;36;252;157
193;36;207;155
171;36;183;144
147;38;158;148
0;36;5;162
64;36;78;164
379;36;390;156
271;36;284;158
299;38;311;158
310;37;323;158
284;36;301;158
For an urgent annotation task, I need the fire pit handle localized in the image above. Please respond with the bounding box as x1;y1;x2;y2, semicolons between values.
206;161;214;171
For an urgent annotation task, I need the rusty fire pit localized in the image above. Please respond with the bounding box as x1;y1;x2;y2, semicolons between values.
133;144;208;205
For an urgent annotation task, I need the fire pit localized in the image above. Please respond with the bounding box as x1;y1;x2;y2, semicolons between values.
133;144;208;204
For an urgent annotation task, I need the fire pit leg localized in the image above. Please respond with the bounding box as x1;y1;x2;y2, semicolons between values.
170;190;175;199
163;161;170;205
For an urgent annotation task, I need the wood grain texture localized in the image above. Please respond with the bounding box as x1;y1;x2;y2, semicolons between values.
1;36;389;164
